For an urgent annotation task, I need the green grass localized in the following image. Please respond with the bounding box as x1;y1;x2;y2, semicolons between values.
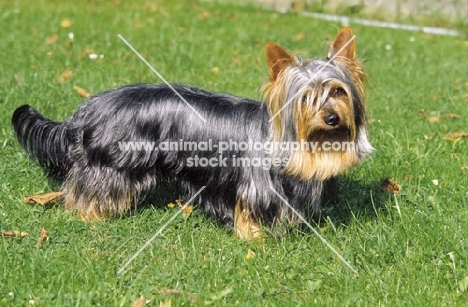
1;0;467;305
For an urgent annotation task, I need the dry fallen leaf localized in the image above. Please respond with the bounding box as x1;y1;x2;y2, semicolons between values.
24;191;63;206
14;75;26;87
1;231;28;238
133;22;146;29
176;199;193;219
245;249;256;260
159;299;172;307
443;132;468;141
131;295;149;307
428;115;440;123
143;3;157;12
56;69;73;83
404;173;413;181
441;113;461;119
158;288;183;295
60;19;72;28
418;110;461;123
73;85;93;98
319;225;329;233
45;34;59;44
182;206;194;219
417;109;428;118
199;11;210;21
37;228;49;246
81;48;95;56
293;32;305;42
232;55;239;65
381;178;401;195
418;109;438;122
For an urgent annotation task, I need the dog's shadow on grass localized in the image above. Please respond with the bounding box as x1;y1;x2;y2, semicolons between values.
139;180;187;211
264;177;390;238
316;177;389;228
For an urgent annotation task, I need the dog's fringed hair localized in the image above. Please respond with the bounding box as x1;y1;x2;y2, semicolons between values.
12;27;372;239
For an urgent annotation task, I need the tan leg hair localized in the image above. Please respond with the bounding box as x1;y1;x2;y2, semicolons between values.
234;201;262;240
63;180;133;222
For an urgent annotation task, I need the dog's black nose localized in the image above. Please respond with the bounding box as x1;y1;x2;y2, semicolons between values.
324;113;340;126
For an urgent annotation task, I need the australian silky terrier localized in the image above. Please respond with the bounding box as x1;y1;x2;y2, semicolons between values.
12;27;372;239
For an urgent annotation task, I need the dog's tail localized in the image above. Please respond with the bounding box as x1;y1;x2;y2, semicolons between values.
12;105;71;179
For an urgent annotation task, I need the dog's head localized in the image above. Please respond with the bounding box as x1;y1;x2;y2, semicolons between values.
262;27;373;180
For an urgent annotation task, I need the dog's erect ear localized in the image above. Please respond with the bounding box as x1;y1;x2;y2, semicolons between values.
329;27;356;61
266;42;295;81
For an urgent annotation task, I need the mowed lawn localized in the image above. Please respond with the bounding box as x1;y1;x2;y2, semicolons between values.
0;0;467;306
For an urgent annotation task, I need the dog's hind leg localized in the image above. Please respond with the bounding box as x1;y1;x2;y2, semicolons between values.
234;201;262;240
63;165;134;221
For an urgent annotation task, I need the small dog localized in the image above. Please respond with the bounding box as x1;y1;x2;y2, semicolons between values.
12;27;372;239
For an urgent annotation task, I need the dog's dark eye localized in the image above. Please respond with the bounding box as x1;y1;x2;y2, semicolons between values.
301;95;308;104
331;87;346;98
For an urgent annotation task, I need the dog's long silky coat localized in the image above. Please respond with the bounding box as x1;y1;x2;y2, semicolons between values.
12;27;372;239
